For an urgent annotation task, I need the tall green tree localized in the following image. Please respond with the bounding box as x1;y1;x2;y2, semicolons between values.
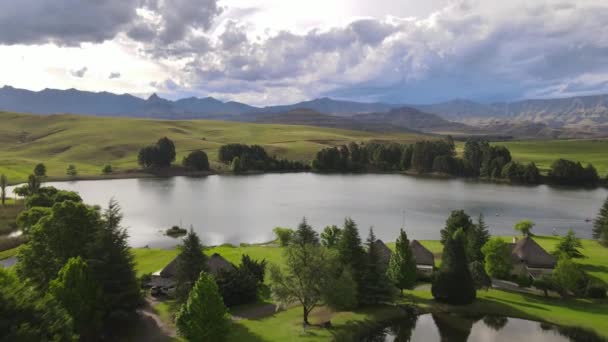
17;200;101;287
514;220;535;237
175;229;209;302
387;229;417;294
0;174;7;206
183;150;210;171
360;228;395;305
467;213;491;263
432;229;476;305
27;174;41;194
273;227;293;246
593;196;608;246
176;272;230;341
553;229;585;259
552;257;588;297
88;200;142;330
49;257;102;339
270;240;334;324
336;218;366;299
292;217;319;246
320;225;342;248
481;238;512;279
34;163;47;177
0;268;76;341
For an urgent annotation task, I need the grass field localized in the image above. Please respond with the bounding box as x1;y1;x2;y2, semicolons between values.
1;112;607;184
0;112;423;183
132;236;608;340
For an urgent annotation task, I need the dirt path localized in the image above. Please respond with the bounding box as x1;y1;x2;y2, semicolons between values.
137;297;177;338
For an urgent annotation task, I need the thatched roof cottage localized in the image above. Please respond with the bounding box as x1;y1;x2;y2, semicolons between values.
509;236;556;279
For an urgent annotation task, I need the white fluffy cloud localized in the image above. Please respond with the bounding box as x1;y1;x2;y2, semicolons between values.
1;0;608;105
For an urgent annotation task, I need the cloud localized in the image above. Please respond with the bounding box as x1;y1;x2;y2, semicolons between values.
109;72;121;79
70;67;88;78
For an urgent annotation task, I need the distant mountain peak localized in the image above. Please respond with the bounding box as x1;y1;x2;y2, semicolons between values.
147;93;161;101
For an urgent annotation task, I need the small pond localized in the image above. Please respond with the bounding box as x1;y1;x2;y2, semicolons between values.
362;313;605;342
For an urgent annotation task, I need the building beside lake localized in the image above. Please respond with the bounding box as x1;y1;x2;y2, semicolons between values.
372;239;435;277
509;236;556;279
146;253;234;296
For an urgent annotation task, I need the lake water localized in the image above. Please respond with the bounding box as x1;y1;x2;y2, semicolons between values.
40;174;607;248
363;313;602;342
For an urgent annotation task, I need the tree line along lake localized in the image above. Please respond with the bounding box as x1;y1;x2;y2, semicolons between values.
29;173;608;248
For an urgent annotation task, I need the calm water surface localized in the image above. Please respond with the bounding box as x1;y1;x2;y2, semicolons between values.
40;174;607;248
364;313;601;342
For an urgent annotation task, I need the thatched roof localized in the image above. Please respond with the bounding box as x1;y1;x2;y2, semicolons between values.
373;239;393;265
159;253;234;278
510;236;556;269
410;240;435;266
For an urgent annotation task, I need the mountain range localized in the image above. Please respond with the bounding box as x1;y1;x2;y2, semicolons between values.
1;85;607;137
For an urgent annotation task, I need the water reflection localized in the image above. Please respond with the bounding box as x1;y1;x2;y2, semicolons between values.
364;313;605;342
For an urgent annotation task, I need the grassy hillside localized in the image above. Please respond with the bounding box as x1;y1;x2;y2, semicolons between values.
0;112;423;183
1;112;607;183
501;139;608;175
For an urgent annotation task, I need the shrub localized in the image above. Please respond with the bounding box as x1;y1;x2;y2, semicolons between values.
272;227;293;247
240;254;267;283
515;268;533;288
215;267;258;307
102;164;113;174
586;283;607;299
66;164;78;176
183;150;210;171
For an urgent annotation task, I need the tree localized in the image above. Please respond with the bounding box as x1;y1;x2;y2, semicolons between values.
554;229;585;259
34;163;47;177
27;174;41;194
183;150;210;171
469;260;491;290
322;266;358;310
533;274;555;297
593;196;608;246
175;229;208;301
360;228;395;304
273;227;294;247
230;156;242;172
270;241;333;325
240;254;267;283
66;164;78;177
292;217;319;246
102;164;113;174
0;174;7;206
87;200;142;330
514;219;534;237
440;210;479;262
17;200;102;287
0;268;76;341
49;256;102;339
553;257;588;297
523;162;541;184
431;229;476;305
481;238;512;279
156;137;176;167
16;207;51;233
386;229;417;294
176;272;230;341
215;266;258;307
467;213;491;263
320;225;342;248
138;145;158;168
336;218;367;300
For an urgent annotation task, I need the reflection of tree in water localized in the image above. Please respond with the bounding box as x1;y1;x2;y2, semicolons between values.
388;314;418;342
556;326;605;342
361;313;418;342
432;313;477;342
483;315;508;331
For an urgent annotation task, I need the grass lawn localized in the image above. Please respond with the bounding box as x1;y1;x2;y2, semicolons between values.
0;200;24;235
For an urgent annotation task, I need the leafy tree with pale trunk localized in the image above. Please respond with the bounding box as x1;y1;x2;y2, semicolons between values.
514;220;535;237
387;228;417;294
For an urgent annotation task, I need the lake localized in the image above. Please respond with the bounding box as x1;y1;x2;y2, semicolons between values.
40;173;607;248
362;313;603;342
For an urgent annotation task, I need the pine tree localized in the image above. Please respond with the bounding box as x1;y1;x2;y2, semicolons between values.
553;229;585;259
593;196;608;246
432;229;476;305
360;228;395;305
467;213;491;263
336;218;366;301
88;200;141;329
292;217;319;246
176;272;230;341
387;229;417;294
49;257;102;339
176;229;209;301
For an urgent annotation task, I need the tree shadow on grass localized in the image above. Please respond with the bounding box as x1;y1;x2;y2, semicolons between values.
228;323;267;342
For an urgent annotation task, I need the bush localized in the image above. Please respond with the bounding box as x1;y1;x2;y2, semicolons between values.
102;164;113;174
515;268;533;288
215;267;258;307
66;164;78;176
586;283;607;299
240;254;267;283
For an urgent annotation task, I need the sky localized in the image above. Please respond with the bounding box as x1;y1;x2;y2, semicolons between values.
0;0;607;105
